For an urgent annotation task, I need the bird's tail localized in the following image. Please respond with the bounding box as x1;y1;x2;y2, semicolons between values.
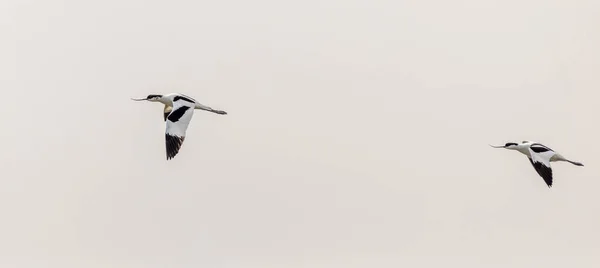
553;153;584;166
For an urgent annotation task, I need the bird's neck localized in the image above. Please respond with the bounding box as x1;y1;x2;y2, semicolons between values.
158;98;171;106
515;146;530;155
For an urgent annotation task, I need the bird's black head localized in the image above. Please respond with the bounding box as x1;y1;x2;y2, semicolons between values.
146;94;163;100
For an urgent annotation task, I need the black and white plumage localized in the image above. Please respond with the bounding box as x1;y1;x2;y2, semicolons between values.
490;141;583;188
132;93;227;160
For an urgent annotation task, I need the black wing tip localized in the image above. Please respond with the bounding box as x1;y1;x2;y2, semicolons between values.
165;134;185;160
540;171;553;188
528;158;553;188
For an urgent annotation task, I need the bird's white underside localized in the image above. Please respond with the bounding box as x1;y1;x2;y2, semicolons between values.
164;105;173;115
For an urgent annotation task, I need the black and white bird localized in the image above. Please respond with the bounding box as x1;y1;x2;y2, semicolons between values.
132;93;227;160
490;141;583;188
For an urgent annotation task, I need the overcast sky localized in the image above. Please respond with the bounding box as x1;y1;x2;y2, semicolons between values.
1;0;599;267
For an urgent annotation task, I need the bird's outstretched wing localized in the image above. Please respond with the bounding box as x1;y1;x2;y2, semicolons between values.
163;105;173;121
528;144;555;188
165;98;195;160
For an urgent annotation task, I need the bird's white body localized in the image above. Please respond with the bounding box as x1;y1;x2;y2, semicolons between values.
153;93;220;114
509;141;537;158
508;141;571;162
491;141;583;188
132;93;227;160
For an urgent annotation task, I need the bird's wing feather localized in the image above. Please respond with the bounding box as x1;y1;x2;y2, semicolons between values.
528;145;555;188
165;99;195;160
163;105;173;121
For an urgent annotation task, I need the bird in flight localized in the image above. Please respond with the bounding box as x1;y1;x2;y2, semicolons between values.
132;93;227;160
490;141;583;188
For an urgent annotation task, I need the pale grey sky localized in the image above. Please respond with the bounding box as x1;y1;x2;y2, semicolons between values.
1;0;599;267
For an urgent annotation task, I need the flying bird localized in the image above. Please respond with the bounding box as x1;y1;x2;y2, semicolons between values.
490;141;583;188
132;93;227;160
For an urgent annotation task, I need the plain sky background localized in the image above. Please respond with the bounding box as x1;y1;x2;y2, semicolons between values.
1;0;599;267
